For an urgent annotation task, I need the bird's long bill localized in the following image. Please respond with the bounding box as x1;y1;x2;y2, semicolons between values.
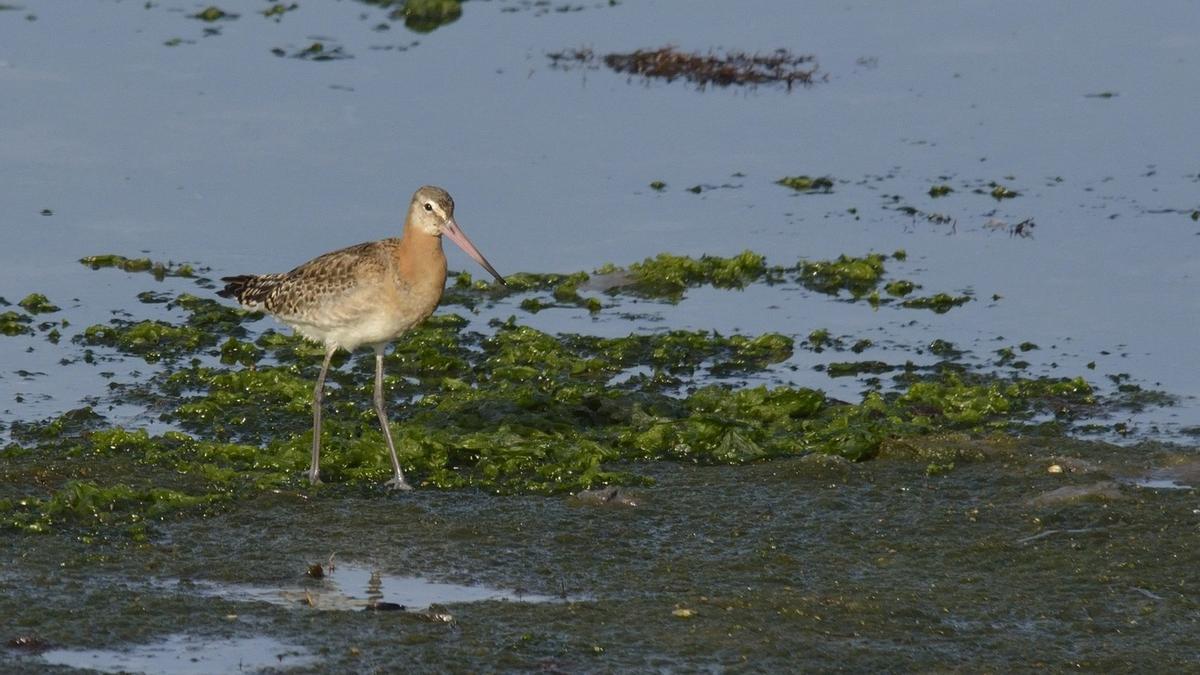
442;218;506;286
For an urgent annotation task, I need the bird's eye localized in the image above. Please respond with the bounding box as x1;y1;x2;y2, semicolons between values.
424;203;433;212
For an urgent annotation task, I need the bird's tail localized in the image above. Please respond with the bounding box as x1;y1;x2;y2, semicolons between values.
218;274;278;308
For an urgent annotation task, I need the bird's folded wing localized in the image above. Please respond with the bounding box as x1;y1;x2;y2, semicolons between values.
260;241;393;323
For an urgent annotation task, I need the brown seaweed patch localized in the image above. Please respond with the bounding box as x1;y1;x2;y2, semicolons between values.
549;45;825;90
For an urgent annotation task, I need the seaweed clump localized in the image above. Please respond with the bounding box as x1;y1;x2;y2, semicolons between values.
0;311;33;336
359;0;462;32
192;6;237;22
1;312;1102;534
0;245;1124;536
622;251;768;300
777;175;834;193
18;294;59;314
799;253;887;298
440;249;961;311
80;254;196;281
390;0;462;33
549;46;825;90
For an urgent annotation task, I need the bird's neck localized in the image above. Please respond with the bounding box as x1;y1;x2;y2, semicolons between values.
394;229;448;292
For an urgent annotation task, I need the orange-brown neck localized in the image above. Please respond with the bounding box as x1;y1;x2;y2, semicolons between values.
394;227;448;296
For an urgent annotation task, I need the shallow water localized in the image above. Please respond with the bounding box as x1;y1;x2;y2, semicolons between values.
175;560;560;611
40;635;316;674
2;1;1200;671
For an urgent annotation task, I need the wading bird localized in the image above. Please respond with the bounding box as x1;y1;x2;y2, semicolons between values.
218;186;505;490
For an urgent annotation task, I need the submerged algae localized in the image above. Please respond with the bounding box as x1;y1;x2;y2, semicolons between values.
777;175;835;193
621;250;769;300
0;246;1142;536
192;6;236;22
798;253;886;297
73;292;261;363
394;0;463;33
440;248;966;312
989;183;1020;200
77;320;217;363
0;480;226;534
80;254;197;281
2;294;1116;536
0;310;33;336
901;292;972;313
18;293;60;314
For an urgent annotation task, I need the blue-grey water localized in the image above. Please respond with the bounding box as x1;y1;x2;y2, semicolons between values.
2;0;1198;436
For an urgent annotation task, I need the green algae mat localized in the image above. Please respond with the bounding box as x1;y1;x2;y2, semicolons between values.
2;250;1197;671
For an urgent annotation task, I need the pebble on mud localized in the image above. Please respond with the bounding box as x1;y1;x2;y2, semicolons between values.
1046;456;1104;474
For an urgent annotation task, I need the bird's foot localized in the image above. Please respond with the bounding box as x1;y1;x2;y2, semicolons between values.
385;476;413;492
307;470;323;486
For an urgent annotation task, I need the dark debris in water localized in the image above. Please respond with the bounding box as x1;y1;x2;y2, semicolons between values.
984;217;1036;238
548;45;825;90
499;0;619;17
365;601;406;611
900;292;972;314
7;635;52;653
987;183;1020;200
273;41;354;61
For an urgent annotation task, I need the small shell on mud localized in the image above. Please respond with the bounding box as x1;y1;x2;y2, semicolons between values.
1047;464;1064;474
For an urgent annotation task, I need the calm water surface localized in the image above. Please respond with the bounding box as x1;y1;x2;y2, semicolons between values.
2;1;1198;433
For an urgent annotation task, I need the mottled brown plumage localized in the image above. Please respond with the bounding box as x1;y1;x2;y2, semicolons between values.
217;186;505;489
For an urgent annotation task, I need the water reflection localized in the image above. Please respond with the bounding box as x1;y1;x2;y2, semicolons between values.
176;561;560;613
40;635;317;674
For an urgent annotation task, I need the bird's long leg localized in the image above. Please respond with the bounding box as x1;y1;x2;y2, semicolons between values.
374;346;411;491
309;345;337;485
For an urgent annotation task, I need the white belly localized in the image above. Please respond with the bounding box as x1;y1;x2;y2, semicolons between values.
287;309;418;353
